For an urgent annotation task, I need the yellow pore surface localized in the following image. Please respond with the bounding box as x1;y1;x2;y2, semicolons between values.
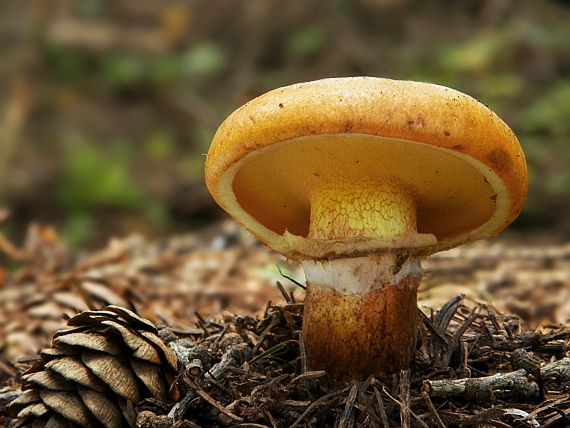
308;181;417;240
231;136;497;241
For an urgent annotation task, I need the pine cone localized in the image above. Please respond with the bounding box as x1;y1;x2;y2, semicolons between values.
6;306;178;427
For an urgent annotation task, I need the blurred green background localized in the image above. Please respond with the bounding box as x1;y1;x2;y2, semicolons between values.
0;0;569;248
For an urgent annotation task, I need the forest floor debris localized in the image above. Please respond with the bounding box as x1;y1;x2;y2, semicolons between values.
0;222;569;426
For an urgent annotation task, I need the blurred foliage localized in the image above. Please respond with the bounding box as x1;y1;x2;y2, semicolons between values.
286;24;329;59
102;41;228;85
1;0;570;245
60;137;142;213
518;80;570;136
59;135;167;246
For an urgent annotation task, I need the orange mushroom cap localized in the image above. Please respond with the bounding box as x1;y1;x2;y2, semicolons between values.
205;77;528;260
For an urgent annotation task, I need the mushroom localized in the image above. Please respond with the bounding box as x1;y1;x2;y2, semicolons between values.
205;77;528;380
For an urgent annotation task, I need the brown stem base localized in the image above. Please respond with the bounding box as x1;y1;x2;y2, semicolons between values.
302;273;420;380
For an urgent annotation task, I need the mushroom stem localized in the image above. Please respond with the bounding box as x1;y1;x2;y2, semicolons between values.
302;255;422;379
302;179;424;379
308;180;417;240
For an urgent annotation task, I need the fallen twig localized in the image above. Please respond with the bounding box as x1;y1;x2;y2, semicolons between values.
424;368;539;401
339;382;358;428
399;370;410;428
186;378;244;424
422;390;445;428
382;385;430;428
290;388;348;428
373;386;391;428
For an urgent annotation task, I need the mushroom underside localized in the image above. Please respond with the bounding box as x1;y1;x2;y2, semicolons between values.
227;134;504;257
